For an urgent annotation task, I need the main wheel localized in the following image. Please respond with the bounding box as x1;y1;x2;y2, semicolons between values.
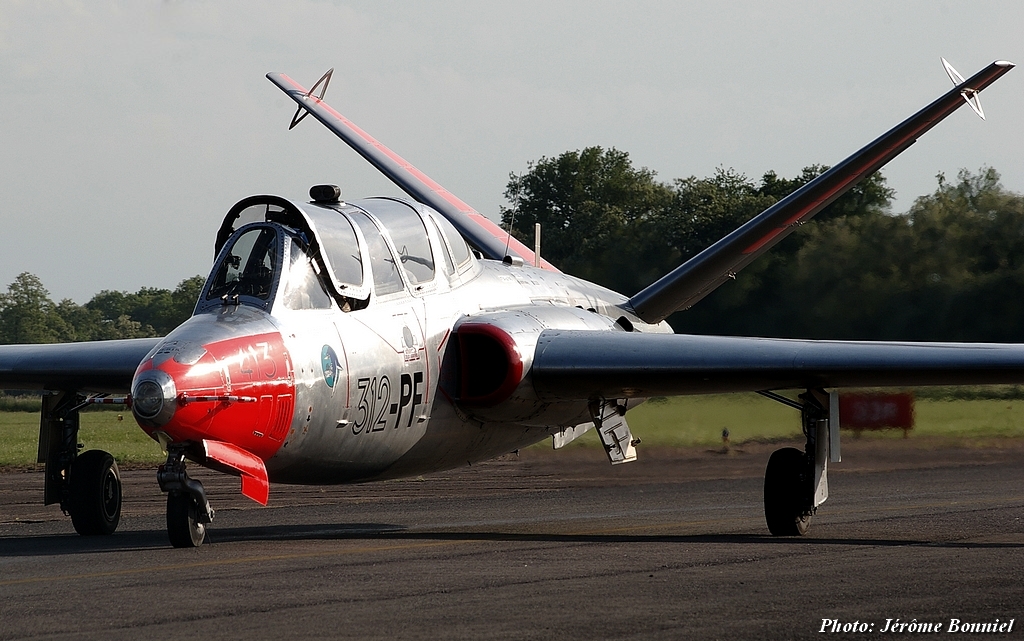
167;491;206;548
68;450;122;536
764;447;812;536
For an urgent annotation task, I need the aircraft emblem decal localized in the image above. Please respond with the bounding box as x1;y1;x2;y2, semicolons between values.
321;345;339;388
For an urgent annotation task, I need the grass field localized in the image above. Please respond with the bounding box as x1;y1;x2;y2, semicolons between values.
0;411;163;468
540;393;1024;451
3;393;1024;467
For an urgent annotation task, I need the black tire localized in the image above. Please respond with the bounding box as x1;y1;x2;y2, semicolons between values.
167;491;206;548
764;447;812;536
68;450;122;536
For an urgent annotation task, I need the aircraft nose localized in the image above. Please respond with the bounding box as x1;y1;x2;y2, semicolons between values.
131;368;177;427
128;319;296;461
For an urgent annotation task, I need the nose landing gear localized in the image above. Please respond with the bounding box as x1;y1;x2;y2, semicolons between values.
166;490;207;547
158;446;215;547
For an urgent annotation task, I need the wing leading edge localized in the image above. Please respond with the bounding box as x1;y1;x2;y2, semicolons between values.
531;330;1024;400
0;338;160;393
627;60;1014;324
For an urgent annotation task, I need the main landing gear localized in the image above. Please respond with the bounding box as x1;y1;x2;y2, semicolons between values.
68;450;122;535
158;445;215;547
763;447;811;536
38;392;123;536
759;389;839;536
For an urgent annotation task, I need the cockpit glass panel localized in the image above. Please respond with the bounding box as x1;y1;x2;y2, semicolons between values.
368;200;435;285
430;218;457;277
434;213;473;269
207;227;278;301
350;212;405;296
302;207;363;290
235;203;283;229
282;239;333;310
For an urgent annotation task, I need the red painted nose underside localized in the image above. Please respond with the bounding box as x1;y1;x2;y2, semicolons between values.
139;332;295;461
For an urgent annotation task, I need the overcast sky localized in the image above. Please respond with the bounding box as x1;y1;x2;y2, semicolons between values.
2;0;1022;302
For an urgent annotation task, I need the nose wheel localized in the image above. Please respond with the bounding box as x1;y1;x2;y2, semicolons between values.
167;491;207;547
158;446;215;548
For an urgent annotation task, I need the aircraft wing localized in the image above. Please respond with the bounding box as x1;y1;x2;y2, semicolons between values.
0;338;160;394
266;72;556;270
530;330;1024;399
627;60;1015;324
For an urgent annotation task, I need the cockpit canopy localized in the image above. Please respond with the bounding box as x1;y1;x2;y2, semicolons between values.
199;194;476;313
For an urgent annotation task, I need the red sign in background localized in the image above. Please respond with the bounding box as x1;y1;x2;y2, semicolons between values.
839;393;915;431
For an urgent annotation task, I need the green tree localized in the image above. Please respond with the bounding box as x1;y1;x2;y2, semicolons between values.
757;165;894;222
54;298;103;341
169;276;205;331
0;273;72;344
501;147;674;295
895;167;1024;341
503;147;895;306
659;168;777;264
0;273;205;344
678;167;1024;341
86;288;166;336
672;168;895;336
85;276;204;336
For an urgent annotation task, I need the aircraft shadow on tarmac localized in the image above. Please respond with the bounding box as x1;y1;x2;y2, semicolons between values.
3;523;1022;557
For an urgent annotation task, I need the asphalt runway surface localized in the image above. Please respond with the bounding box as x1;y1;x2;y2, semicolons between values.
2;440;1023;640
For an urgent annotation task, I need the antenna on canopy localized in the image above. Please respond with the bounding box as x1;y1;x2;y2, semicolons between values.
289;68;334;130
503;173;521;261
942;58;985;120
534;222;541;268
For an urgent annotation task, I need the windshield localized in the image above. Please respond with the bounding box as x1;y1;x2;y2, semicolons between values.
282;238;333;310
207;226;279;302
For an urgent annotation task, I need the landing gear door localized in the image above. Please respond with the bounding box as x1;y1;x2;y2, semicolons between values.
811;391;842;508
591;400;637;465
813;417;829;508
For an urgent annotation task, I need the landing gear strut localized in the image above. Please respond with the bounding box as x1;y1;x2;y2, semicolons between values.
158;446;215;547
759;389;838;536
39;392;123;535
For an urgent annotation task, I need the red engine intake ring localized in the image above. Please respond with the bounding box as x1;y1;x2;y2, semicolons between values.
456;323;524;406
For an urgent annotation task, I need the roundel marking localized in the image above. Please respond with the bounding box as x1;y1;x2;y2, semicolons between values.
321;345;339;388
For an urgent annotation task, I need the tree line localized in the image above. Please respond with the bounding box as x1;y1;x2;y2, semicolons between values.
3;154;1023;345
0;274;204;344
503;149;1024;342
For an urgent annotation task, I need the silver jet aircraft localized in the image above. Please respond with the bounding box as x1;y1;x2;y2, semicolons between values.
0;60;1017;546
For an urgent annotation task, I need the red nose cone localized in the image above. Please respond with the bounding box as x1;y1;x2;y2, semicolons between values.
136;332;296;461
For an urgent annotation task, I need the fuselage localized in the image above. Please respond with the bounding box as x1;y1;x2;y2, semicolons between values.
129;195;670;486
